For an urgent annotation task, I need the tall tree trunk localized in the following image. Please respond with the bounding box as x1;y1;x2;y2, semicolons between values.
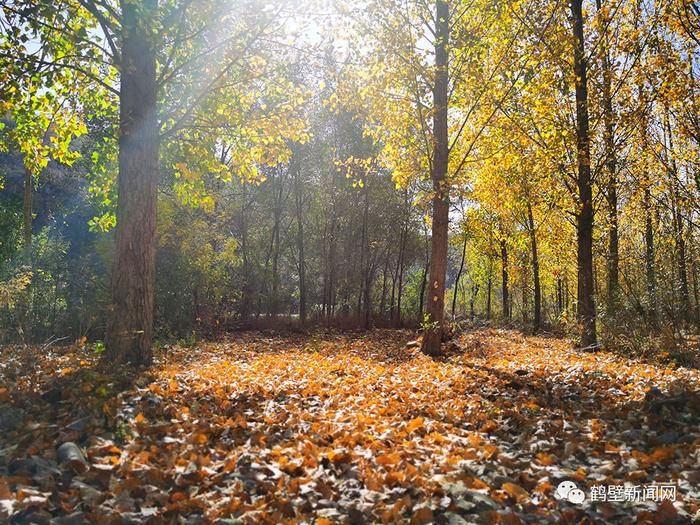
486;275;492;321
522;270;529;325
380;254;389;318
418;228;430;320
639;87;657;326
389;252;399;321
17;166;33;342
328;215;337;318
269;173;283;317
571;0;597;349
421;0;449;356
452;234;468;319
293;157;307;323
363;264;373;329
357;184;370;322
469;283;478;320
673;201;690;322
691;235;700;326
239;185;252;317
500;239;510;321
321;220;328;318
396;221;407;325
527;202;541;333
418;259;429;321
596;0;619;313
557;277;563;315
665;113;690;323
105;0;159;366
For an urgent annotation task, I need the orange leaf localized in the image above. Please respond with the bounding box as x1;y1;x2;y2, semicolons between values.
649;446;676;463
410;506;434;525
536;452;555;466
192;433;208;444
376;452;402;466
328;449;351;463
406;416;424;434
502;482;529;502
171;491;187;502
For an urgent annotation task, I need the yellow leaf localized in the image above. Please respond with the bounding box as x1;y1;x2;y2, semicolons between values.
406;416;424;434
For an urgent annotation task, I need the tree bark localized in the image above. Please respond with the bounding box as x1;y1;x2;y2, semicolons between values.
293;155;307;323
486;276;492;321
665;113;690;323
418;228;430;320
396;220;407;325
571;0;597;349
356;186;369;319
421;0;449;356
638;87;657;326
269;171;283;317
380;255;389;318
105;0;159;366
239;184;252;317
596;0;619;313
363;264;373;329
452;234;468;319
527;202;541;333
500;239;510;321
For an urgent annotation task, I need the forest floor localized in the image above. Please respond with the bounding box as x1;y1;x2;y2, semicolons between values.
1;329;699;525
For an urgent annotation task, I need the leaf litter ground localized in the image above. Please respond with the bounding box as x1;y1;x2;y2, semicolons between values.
1;329;699;524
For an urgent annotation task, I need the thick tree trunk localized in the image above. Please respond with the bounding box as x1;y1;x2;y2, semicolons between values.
500;239;510;321
527;202;541;333
571;0;597;349
421;0;449;356
105;0;159;366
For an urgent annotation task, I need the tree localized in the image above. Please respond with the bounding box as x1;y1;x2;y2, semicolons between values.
335;0;531;353
2;0;310;364
570;0;597;349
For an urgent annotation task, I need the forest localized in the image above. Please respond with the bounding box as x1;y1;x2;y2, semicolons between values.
1;0;699;523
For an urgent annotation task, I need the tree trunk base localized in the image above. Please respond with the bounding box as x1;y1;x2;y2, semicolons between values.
421;329;443;356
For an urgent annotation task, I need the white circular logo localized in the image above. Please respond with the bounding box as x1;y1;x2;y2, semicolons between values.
556;481;585;504
567;488;585;504
556;481;577;500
